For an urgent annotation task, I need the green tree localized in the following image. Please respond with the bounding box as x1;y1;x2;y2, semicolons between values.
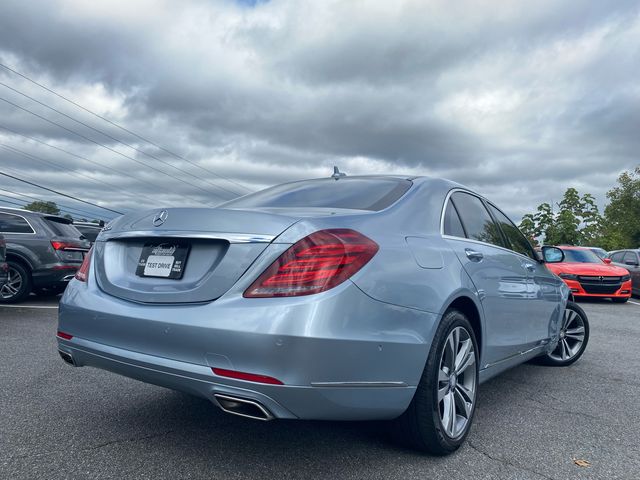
519;188;603;246
24;200;60;215
601;167;640;249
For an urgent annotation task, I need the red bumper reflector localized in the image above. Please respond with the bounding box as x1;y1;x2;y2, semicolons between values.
212;367;283;385
56;331;73;340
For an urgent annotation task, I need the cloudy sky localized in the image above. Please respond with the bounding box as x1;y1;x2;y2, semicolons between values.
0;0;638;222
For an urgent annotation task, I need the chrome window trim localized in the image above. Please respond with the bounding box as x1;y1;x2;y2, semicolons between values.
0;211;37;235
440;188;537;263
101;230;276;244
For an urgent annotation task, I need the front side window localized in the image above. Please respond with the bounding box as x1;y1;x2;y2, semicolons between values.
450;192;505;248
623;251;639;265
487;204;535;259
0;212;35;234
610;251;624;263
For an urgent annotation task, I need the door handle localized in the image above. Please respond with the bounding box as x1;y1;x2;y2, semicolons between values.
523;262;536;273
465;248;483;262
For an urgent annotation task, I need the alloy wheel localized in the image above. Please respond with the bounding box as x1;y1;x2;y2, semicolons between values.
0;267;23;300
549;307;586;362
438;326;476;438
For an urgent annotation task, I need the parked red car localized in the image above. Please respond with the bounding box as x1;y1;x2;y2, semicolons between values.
546;246;631;303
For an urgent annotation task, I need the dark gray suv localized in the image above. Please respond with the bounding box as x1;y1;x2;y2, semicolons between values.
0;207;90;303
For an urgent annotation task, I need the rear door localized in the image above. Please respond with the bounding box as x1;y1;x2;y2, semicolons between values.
443;192;531;366
486;203;562;346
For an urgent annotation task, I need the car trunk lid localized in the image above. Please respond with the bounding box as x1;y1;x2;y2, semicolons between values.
94;208;299;304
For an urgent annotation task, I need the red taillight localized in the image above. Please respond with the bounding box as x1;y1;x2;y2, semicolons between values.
75;247;93;282
51;241;82;250
212;368;284;385
57;331;73;340
244;229;378;298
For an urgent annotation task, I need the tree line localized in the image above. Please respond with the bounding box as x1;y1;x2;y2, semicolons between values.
22;200;103;224
519;167;640;250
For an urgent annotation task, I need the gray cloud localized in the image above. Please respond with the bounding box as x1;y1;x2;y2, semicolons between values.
0;0;639;222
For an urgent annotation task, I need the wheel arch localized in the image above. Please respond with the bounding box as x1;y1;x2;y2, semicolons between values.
6;252;34;272
444;295;483;362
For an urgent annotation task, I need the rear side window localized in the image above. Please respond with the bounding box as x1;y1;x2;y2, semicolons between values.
44;217;83;239
443;200;466;237
450;192;505;248
487;204;535;259
222;178;412;212
0;212;35;234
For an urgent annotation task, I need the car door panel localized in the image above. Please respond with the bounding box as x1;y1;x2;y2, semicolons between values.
444;192;532;367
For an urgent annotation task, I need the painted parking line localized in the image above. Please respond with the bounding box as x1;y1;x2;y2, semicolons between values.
0;304;58;309
628;300;640;307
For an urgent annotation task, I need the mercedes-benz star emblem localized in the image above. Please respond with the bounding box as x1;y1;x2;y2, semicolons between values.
152;210;169;227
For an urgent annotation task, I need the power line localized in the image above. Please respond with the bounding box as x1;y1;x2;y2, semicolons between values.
0;123;185;206
0;185;112;219
0;170;123;215
0;140;160;207
0;80;242;199
0;62;252;193
0;95;224;202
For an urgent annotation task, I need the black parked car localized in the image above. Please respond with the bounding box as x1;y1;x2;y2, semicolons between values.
72;221;104;245
0;207;90;303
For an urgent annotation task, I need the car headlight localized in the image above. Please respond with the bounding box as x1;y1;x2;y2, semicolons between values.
559;273;578;280
622;274;631;282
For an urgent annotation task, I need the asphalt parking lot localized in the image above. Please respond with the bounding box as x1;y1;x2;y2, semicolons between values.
1;299;639;480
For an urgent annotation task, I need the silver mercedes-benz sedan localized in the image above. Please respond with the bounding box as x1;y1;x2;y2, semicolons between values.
57;174;588;454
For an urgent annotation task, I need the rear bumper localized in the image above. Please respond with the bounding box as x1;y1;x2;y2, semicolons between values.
58;279;434;421
562;279;632;298
32;264;79;288
57;336;417;420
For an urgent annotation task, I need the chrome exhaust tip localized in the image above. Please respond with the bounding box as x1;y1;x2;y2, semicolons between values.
214;394;273;421
58;350;76;366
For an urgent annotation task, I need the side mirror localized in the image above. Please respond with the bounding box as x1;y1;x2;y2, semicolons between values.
542;246;565;263
603;258;612;265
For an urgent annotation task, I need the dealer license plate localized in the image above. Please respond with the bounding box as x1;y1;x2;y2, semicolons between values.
135;242;190;279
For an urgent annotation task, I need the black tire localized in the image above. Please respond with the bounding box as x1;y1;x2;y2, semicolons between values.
611;297;628;304
536;302;589;366
0;261;32;304
390;309;479;455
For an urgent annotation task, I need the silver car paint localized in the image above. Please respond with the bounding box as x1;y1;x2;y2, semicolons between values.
58;176;568;420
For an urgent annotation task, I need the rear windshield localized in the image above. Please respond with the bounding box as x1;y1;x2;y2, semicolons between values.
222;177;412;211
562;249;602;264
44;217;83;239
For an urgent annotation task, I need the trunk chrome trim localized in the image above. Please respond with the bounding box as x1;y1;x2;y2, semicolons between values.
101;231;276;244
310;381;408;388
